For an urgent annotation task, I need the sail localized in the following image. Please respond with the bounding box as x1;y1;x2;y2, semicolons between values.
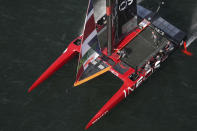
112;0;138;46
75;0;110;86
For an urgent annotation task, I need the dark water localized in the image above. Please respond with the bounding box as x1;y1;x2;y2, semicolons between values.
1;0;197;130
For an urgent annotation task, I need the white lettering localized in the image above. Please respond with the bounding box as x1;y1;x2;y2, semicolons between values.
63;48;68;53
127;87;134;93
123;90;127;98
92;111;108;124
119;1;127;11
123;87;134;98
127;0;133;5
119;0;134;11
136;76;143;88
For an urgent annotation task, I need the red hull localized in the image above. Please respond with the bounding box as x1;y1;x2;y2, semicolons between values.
28;38;80;92
28;19;187;129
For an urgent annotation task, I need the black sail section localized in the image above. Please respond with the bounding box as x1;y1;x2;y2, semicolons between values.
111;0;138;46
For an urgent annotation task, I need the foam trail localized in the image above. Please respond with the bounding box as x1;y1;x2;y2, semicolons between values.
137;0;145;4
78;13;86;35
190;5;197;32
186;33;197;48
94;0;106;21
187;4;197;47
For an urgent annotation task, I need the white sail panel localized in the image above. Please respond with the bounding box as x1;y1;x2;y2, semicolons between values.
75;0;103;83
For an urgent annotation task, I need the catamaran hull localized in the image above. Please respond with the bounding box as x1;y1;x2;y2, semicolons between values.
28;4;190;130
28;38;81;92
29;34;187;130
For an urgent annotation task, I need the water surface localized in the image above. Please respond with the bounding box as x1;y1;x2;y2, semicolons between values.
0;0;197;130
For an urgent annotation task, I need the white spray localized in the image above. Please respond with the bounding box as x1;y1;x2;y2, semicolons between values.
186;32;197;48
94;0;106;21
137;0;145;4
186;4;197;47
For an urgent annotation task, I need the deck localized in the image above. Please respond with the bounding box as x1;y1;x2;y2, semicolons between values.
121;26;169;68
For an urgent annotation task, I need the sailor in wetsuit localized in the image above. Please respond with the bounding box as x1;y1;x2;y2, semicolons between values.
154;54;161;69
152;31;158;47
115;49;127;59
144;61;151;71
165;41;174;52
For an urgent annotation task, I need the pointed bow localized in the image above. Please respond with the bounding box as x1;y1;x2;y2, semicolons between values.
85;83;134;129
28;43;80;92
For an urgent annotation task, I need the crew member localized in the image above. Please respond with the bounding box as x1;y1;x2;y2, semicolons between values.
144;61;151;71
154;55;161;69
116;49;127;59
152;31;158;47
165;41;174;52
120;50;127;58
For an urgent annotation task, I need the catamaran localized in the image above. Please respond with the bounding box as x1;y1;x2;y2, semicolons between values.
28;0;193;129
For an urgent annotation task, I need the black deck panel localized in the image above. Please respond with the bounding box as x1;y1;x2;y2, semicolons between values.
152;16;186;43
137;5;153;19
97;5;185;49
137;5;186;43
113;62;130;74
121;26;168;68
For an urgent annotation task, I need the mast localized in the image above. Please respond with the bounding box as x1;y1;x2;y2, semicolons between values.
106;0;112;56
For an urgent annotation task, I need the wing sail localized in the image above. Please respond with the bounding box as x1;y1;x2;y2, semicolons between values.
75;57;110;86
112;0;138;46
75;0;109;86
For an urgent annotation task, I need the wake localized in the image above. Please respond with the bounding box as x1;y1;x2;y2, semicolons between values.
186;32;197;48
187;4;197;47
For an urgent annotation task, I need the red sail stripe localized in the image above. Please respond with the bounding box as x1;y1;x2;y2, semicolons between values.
76;65;84;81
83;15;96;41
76;0;101;82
